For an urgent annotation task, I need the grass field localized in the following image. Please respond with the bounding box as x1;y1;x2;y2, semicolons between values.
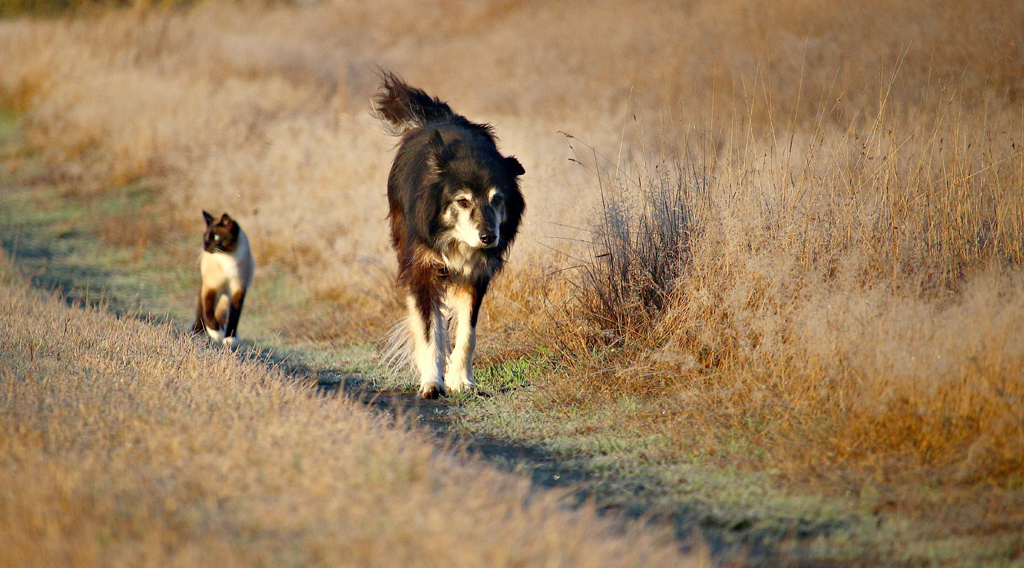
2;0;1023;565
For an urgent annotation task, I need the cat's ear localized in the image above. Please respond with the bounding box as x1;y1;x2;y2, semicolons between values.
203;210;215;225
219;213;233;225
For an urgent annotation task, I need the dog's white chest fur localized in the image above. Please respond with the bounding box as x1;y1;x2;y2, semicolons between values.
441;243;488;278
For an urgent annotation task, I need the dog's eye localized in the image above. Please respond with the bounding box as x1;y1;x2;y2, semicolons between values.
491;194;504;206
456;198;471;208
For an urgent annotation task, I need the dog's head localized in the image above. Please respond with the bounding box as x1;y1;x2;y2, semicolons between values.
427;130;525;252
202;210;241;254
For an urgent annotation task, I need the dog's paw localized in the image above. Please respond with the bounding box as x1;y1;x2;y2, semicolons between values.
419;381;446;399
446;376;476;394
222;336;236;347
445;361;476;394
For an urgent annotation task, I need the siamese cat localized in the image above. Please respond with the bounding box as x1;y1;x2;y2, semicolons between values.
192;211;254;346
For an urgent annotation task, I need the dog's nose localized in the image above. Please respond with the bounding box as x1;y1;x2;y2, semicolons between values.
479;231;497;246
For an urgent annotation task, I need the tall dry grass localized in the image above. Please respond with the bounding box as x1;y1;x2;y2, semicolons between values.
1;0;1022;485
0;251;700;567
556;86;1024;483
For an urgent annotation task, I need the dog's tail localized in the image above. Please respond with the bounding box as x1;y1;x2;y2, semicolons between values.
373;71;454;135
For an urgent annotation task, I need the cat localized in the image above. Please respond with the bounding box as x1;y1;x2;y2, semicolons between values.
191;211;254;346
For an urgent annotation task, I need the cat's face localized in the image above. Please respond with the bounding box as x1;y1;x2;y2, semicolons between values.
202;211;240;253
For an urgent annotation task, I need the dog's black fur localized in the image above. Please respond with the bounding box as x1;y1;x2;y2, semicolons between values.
374;72;525;398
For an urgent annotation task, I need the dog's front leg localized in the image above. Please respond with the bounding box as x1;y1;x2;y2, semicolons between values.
445;285;477;393
407;293;446;399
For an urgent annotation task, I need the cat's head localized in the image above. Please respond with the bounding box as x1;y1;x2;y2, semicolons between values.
202;211;241;253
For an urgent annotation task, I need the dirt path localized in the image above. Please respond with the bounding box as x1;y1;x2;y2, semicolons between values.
291;366;595;492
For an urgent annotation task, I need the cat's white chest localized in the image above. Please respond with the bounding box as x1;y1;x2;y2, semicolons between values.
200;244;253;291
208;251;239;279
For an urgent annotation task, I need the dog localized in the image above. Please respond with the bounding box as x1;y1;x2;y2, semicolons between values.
374;72;525;399
191;211;255;346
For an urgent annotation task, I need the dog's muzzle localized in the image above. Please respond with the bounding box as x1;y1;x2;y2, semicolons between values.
479;230;497;247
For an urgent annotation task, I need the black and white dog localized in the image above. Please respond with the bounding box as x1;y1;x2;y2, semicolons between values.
374;72;525;399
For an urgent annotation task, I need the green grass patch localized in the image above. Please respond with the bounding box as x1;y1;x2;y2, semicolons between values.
474;355;542;393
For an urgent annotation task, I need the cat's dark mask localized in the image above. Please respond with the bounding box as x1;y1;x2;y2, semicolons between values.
202;210;240;253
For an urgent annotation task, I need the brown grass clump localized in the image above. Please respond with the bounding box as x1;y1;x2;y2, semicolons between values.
0;253;700;567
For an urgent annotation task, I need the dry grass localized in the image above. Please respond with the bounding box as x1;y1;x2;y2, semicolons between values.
0;250;700;567
0;0;1022;516
534;67;1024;486
555;103;1024;484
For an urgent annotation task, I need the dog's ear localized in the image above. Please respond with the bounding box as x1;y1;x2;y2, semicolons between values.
219;213;233;226
427;129;448;171
504;156;525;177
203;210;215;225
